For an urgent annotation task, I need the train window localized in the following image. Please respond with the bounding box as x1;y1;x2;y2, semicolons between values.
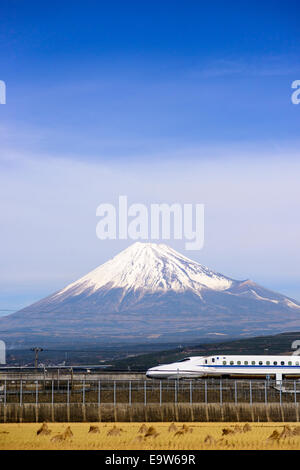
244;361;248;365
237;361;241;365
251;361;255;365
266;361;270;365
223;361;227;365
177;358;191;362
212;358;215;363
281;361;285;365
296;362;299;366
288;361;292;366
259;361;263;365
273;361;278;365
230;361;234;365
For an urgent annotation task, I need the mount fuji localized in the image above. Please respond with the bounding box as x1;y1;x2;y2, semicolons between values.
1;242;300;346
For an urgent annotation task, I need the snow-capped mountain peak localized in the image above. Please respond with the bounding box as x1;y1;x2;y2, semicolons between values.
55;242;233;299
2;242;300;346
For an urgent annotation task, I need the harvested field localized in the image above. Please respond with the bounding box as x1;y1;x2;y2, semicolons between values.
1;422;300;450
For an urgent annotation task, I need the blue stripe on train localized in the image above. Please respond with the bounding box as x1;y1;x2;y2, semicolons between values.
199;365;300;368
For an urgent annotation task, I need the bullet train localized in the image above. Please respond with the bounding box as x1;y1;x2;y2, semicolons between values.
146;355;300;383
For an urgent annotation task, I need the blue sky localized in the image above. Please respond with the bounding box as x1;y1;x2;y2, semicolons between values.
0;1;300;314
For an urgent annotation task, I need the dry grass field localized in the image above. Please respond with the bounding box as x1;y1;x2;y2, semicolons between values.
1;422;300;450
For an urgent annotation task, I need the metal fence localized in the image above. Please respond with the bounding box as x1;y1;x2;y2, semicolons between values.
1;378;300;406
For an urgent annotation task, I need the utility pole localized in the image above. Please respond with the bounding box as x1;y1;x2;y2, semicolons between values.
30;347;43;368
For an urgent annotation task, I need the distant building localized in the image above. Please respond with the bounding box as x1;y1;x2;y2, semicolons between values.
0;341;6;364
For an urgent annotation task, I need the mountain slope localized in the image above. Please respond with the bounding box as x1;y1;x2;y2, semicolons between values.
1;242;300;346
53;242;234;299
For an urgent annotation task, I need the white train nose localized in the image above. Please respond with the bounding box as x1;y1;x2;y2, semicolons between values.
146;367;160;378
146;366;171;378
